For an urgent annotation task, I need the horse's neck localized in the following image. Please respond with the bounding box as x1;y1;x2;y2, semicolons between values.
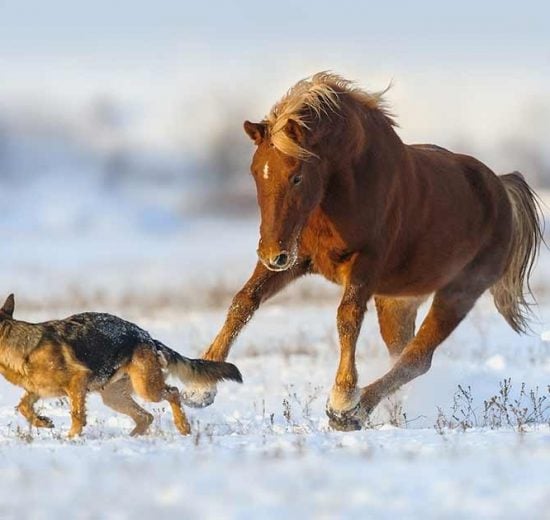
325;117;409;217
304;117;411;258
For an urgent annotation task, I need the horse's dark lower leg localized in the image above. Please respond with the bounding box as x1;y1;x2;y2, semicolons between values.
360;282;489;417
326;284;370;430
355;236;509;425
375;296;425;361
182;261;308;408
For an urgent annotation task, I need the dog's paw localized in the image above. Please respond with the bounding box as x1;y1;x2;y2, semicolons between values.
35;416;54;429
67;424;84;439
181;386;217;408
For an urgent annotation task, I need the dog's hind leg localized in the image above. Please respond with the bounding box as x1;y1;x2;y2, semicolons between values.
127;345;191;435
16;391;54;428
100;377;153;436
66;369;90;438
160;386;191;436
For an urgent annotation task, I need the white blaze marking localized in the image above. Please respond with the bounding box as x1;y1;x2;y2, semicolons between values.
263;161;270;180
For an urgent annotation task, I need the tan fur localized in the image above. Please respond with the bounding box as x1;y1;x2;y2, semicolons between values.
100;377;153;436
0;338;193;437
0;298;243;437
0;338;93;437
0;320;45;373
17;392;54;428
127;345;190;435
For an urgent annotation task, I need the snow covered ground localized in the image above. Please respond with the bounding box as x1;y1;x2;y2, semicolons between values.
0;192;548;519
0;295;549;519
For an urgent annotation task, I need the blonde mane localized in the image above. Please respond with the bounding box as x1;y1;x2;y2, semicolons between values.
265;72;393;159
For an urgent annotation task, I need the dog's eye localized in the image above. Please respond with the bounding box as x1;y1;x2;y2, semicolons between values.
291;174;303;186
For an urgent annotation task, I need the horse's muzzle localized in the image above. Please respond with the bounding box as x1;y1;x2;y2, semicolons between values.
265;251;292;271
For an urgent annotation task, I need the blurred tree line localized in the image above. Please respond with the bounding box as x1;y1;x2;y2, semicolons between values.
0;93;548;220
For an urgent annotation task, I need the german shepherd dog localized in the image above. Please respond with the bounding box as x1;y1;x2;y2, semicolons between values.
0;294;242;438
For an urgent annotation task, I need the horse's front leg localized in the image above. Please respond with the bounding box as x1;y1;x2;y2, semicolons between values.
182;260;309;408
326;284;371;431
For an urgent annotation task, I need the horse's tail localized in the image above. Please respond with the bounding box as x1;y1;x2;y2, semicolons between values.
491;172;544;333
154;340;243;385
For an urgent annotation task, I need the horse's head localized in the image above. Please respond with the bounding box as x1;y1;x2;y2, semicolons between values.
244;119;326;271
243;72;393;271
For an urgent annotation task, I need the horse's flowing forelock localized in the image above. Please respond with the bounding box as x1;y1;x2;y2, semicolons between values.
265;71;392;159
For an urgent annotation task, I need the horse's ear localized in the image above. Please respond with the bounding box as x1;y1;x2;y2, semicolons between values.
284;119;304;143
1;294;15;318
243;121;266;145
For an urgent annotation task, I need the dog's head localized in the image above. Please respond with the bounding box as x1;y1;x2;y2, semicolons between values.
0;294;15;320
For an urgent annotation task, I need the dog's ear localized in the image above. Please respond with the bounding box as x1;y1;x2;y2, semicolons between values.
1;294;15;318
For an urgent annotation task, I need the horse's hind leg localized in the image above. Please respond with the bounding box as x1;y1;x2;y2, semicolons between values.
360;263;501;417
375;296;426;361
100;376;154;436
16;391;54;428
127;345;191;435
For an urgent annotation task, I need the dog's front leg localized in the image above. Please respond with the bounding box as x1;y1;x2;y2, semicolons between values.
16;391;54;428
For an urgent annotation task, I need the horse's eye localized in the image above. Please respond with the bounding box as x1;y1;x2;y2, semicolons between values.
291;174;303;186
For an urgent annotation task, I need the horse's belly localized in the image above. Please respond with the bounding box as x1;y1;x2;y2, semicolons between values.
376;275;449;297
377;250;474;296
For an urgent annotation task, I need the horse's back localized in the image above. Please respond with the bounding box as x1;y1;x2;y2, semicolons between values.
377;143;512;295
410;143;451;153
408;143;512;245
408;143;509;219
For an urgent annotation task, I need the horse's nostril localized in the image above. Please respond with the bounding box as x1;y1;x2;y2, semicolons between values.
272;252;289;268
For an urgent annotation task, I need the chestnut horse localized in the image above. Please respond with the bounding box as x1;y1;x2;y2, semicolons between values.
183;72;543;430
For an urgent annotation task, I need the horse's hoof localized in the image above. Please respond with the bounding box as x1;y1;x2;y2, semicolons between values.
326;401;365;431
181;387;217;408
328;416;363;432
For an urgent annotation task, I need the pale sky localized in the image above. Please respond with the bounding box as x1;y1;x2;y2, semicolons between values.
1;1;548;58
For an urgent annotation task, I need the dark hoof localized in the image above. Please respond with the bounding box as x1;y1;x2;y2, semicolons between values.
326;401;365;431
328;416;363;432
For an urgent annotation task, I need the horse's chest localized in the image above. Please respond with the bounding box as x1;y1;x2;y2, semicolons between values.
311;253;351;285
301;225;353;285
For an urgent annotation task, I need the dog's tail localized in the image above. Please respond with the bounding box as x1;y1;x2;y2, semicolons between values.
153;340;243;385
491;172;544;333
